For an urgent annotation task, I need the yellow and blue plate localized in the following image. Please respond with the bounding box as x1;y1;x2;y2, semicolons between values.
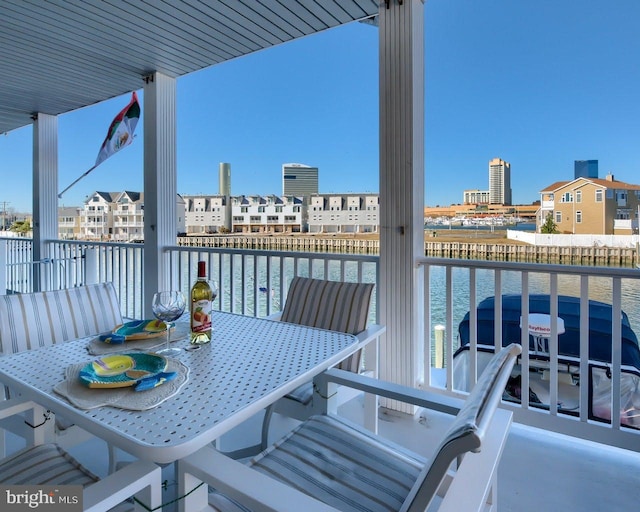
79;353;176;391
99;319;168;344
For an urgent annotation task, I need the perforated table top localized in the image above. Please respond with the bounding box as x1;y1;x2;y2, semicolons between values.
0;311;358;463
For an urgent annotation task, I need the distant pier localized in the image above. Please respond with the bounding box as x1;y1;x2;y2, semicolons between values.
177;235;638;267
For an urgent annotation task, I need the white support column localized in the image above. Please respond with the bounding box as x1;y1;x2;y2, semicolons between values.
378;0;425;412
33;113;59;292
143;73;177;318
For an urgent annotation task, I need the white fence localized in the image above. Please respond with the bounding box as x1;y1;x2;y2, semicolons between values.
508;230;640;248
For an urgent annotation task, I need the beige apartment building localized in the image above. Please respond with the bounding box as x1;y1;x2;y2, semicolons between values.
539;174;640;235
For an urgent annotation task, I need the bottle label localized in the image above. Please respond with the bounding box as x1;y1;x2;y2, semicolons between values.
191;299;212;333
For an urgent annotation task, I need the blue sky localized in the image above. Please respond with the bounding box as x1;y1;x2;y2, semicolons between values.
2;0;639;213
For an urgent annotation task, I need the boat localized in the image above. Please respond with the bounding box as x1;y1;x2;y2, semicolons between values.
454;294;640;429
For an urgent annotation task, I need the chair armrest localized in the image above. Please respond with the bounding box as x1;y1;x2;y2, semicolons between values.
436;408;512;512
179;446;339;512
316;368;463;416
84;460;161;512
0;398;39;420
354;323;385;347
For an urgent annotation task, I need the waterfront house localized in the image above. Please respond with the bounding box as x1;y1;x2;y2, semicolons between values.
539;174;640;235
78;191;185;241
2;1;640;510
183;194;229;235
308;193;379;234
232;194;305;234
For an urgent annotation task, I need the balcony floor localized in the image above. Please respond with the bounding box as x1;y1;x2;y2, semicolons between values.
6;396;639;511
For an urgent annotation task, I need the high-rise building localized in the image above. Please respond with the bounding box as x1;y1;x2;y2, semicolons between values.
488;157;512;205
282;163;319;196
574;160;598;179
218;163;232;231
219;162;231;196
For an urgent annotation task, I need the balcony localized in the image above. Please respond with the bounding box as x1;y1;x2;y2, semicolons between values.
3;2;639;509
1;237;639;510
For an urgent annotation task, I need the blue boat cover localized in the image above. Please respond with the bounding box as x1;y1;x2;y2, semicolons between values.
457;294;640;370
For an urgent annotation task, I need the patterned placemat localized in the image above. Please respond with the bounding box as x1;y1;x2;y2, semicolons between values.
87;322;191;355
53;357;189;410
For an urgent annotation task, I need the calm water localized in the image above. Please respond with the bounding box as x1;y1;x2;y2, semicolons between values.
427;267;640;346
125;252;640;345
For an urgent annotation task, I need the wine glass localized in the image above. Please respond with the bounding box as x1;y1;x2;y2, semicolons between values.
152;291;186;356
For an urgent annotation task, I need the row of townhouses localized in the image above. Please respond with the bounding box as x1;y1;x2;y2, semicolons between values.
59;191;380;241
56;176;640;241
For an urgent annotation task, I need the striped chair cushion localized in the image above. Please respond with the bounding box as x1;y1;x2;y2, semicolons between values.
0;443;99;486
280;277;374;372
0;283;122;356
248;415;425;512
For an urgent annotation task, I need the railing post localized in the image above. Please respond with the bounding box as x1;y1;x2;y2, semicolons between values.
434;324;445;369
0;239;6;295
84;247;99;285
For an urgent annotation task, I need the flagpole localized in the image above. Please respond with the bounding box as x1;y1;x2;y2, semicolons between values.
58;164;98;198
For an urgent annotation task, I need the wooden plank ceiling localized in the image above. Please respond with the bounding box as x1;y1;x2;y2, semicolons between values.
0;0;378;134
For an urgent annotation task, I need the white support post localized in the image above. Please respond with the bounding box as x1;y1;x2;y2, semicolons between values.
378;0;425;412
33;113;59;292
143;73;177;318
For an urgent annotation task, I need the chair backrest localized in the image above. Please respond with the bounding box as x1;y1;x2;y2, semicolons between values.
280;276;374;372
0;282;122;355
403;343;521;512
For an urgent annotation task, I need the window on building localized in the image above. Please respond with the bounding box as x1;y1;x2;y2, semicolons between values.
575;190;582;203
275;206;283;212
258;207;265;213
561;192;573;203
595;189;603;202
555;211;562;223
576;211;582;223
250;216;261;222
241;207;248;213
233;216;243;222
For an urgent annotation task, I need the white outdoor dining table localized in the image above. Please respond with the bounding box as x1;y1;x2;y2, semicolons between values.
0;311;359;464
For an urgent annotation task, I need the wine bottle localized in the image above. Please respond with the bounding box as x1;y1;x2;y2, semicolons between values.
190;260;213;344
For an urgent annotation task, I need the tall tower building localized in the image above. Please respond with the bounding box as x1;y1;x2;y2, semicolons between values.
219;162;231;196
574;160;598;179
488;157;512;205
282;163;319;196
219;162;232;231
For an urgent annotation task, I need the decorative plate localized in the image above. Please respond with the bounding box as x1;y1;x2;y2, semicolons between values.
79;353;176;391
99;319;168;344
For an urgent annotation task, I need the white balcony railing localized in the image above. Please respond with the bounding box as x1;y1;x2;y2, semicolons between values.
2;237;639;453
417;256;640;451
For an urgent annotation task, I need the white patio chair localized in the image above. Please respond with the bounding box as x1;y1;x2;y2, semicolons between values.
0;398;161;512
223;277;378;458
0;283;123;463
179;343;521;512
